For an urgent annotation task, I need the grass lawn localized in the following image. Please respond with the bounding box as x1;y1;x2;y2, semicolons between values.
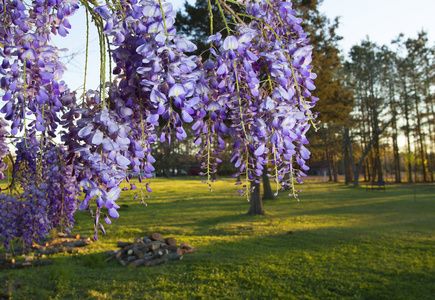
1;178;434;299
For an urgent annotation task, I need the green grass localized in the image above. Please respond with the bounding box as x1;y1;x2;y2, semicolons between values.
1;178;434;299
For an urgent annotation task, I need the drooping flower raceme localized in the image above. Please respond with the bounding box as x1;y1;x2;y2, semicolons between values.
0;0;79;137
61;0;206;238
0;0;81;248
194;0;318;198
0;136;80;250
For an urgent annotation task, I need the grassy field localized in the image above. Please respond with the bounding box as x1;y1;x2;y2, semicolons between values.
0;178;434;299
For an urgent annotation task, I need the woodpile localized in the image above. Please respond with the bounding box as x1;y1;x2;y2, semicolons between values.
0;233;93;270
106;233;198;268
31;233;93;256
0;253;53;270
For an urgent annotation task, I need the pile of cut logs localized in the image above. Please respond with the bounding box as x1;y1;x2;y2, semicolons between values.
106;232;198;268
0;254;53;269
0;233;93;270
31;233;93;256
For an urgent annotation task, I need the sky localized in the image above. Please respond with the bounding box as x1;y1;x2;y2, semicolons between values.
319;0;435;55
169;0;435;54
54;0;435;92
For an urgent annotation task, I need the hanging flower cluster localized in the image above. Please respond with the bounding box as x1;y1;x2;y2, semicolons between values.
43;142;79;234
0;137;51;250
60;0;209;238
0;0;79;137
0;0;81;248
192;0;318;198
0;0;318;247
0;136;79;250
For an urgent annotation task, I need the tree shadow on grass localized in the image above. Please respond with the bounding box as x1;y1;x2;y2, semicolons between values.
3;215;434;299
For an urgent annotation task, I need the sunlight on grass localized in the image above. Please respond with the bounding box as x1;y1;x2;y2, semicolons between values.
1;178;434;299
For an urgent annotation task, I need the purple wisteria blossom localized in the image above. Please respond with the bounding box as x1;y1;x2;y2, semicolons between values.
0;0;79;137
0;0;318;244
0;137;80;250
60;0;207;238
193;0;318;198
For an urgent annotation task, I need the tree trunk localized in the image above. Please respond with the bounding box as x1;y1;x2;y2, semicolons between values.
387;76;401;183
393;129;402;183
332;151;338;182
349;116;395;187
262;173;275;200
344;128;350;185
375;139;384;182
325;142;333;181
412;77;428;182
362;163;367;182
403;85;413;183
248;181;264;215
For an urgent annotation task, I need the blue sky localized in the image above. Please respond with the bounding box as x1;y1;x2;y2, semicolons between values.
170;0;435;53
53;0;435;92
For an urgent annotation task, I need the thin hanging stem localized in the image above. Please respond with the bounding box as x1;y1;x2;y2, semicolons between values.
22;63;27;147
82;6;90;103
219;0;246;27
215;0;230;35
158;0;168;36
208;0;214;37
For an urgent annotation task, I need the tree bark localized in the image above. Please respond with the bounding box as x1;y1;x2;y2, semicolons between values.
248;180;264;215
344;128;354;185
348;116;395;186
410;71;428;182
332;151;338;182
262;173;275;200
344;128;350;185
403;84;413;183
325;141;333;181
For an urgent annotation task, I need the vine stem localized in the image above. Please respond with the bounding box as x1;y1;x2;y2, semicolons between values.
289;157;297;199
232;60;250;198
208;0;213;37
82;6;89;104
22;63;27;148
215;0;230;35
218;0;246;27
158;0;168;36
206;118;212;187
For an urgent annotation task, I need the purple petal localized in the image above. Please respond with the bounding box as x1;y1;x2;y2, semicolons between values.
78;125;93;138
300;145;311;160
254;144;265;156
108;208;119;219
116;155;130;168
121;107;133;117
168;84;185;98
102;138;119;152
96;196;104;208
146;113;159;124
2;91;11;101
104;215;112;224
107;186;121;201
91;131;103;145
35;122;45;131
181;110;193;123
99;223;106;235
223;36;238;51
79;199;89;210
